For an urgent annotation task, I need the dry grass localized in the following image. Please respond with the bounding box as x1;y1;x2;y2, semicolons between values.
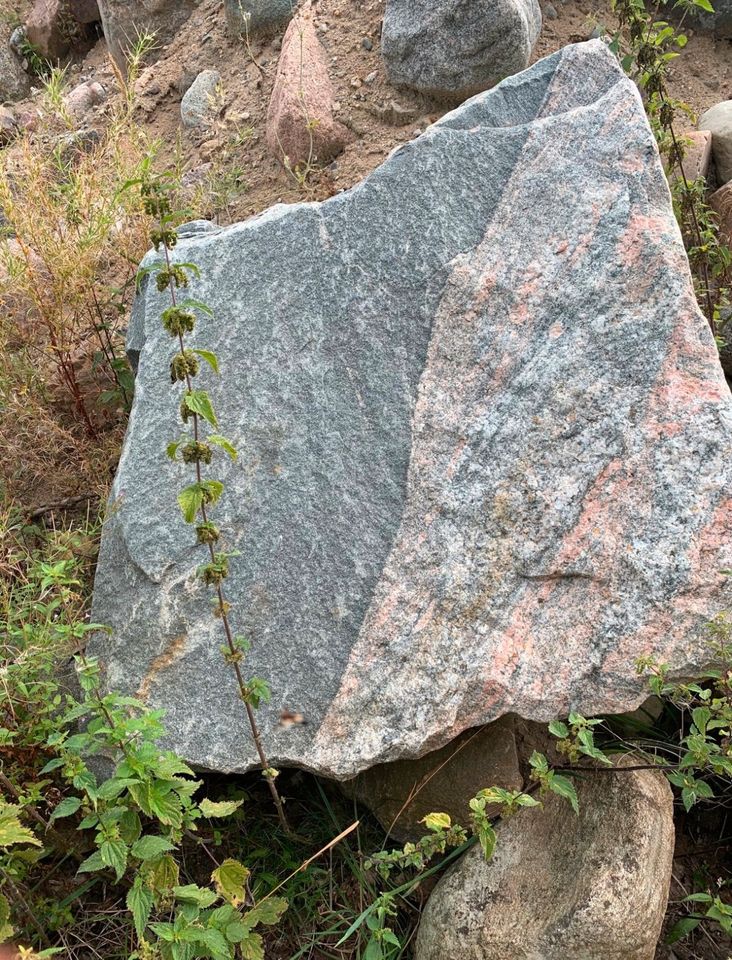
0;46;159;512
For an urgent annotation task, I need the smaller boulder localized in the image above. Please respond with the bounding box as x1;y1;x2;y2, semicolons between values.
180;69;221;130
25;0;76;60
381;0;542;102
682;0;732;38
63;79;106;120
415;763;674;960
699;101;732;184
0;41;31;102
345;718;522;842
266;6;350;169
224;0;294;39
68;0;100;24
676;129;712;183
0;107;18;144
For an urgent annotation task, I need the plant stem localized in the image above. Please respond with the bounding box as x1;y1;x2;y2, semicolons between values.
159;236;290;832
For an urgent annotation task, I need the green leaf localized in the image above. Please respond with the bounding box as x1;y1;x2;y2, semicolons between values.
192;348;220;374
243;897;287;927
692;0;714;11
184;390;218;428
548;720;569;739
208;435;238;460
212;858;250;905
477;821;496;860
240;933;264;960
127;878;153;939
421;812;452;832
77;849;105;875
167;440;182;460
173;884;218;908
549;774;579;814
178;484;204;524
199;798;244;819
666;915;702;944
0;804;41;848
149;922;176;942
49;796;81;824
132;835;176;861
100;838;128;881
146;853;179;895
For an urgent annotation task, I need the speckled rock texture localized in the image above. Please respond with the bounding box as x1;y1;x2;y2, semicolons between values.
343;718;522;842
699;100;732;184
90;40;732;779
0;37;31;101
97;0;200;68
181;69;221;129
684;0;732;39
382;0;541;102
266;6;351;167
414;764;674;960
224;0;294;38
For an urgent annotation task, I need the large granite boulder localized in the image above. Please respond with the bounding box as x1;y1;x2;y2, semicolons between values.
90;40;732;779
414;764;674;960
381;0;542;102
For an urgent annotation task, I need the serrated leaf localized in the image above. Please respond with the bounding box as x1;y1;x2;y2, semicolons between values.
548;720;569;739
549;774;579;814
100;838;128;881
0;804;41;848
173;884;218;907
199;798;244;818
178;484;204;524
184;390;218;428
49;796;81;824
192;348;219;374
240;932;264;960
421;812;451;832
127;878;153;939
475;821;496;860
132;835;176;861
77;849;105;874
244;897;288;927
146;853;179;895
167;440;182;460
212;858;250;905
208;435;237;460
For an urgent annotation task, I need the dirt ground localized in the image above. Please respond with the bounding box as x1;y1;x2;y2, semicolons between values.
6;0;729;226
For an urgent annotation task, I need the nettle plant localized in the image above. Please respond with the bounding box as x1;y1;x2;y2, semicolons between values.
137;166;289;833
609;0;732;337
0;537;287;959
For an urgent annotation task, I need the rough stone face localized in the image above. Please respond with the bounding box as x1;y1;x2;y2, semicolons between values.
180;70;221;130
69;0;100;24
683;0;732;39
25;0;74;60
699;101;732;184
266;7;350;167
0;38;31;102
381;0;541;102
90;41;732;779
97;0;199;68
224;0;294;39
344;718;522;841
677;129;712;183
63;80;106;121
414;765;674;960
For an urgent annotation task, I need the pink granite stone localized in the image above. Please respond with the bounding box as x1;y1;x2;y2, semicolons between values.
266;5;351;169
